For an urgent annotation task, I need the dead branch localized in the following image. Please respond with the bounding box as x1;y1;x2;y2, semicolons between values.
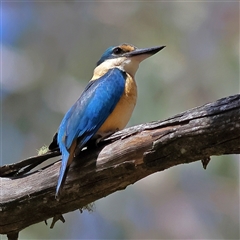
0;94;239;237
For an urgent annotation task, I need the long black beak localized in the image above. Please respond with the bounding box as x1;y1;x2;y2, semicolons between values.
126;46;165;57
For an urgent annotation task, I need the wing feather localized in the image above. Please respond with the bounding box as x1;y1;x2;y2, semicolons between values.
58;68;126;150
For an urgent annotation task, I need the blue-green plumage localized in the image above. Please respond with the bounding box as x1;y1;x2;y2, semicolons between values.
56;68;126;196
96;46;115;66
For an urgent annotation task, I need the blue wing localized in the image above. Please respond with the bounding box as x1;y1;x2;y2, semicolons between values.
56;68;126;196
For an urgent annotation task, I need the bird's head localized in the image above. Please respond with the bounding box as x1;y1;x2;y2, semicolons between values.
92;44;165;79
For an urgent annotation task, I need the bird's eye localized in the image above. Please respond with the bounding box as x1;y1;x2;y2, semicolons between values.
113;47;124;55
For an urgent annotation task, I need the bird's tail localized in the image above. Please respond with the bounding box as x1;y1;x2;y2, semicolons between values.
55;147;70;199
55;140;76;199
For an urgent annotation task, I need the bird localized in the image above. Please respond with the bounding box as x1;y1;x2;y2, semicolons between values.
53;43;165;198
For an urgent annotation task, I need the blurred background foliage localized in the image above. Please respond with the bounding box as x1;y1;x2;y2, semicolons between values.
1;1;239;239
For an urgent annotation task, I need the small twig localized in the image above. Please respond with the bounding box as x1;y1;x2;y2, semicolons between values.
7;232;19;240
0;151;60;177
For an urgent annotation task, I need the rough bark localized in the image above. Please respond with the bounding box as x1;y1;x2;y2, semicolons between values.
0;94;240;237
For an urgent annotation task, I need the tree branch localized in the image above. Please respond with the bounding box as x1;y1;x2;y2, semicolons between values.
0;94;240;236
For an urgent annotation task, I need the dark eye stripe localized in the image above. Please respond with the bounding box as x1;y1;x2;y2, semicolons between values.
113;47;124;55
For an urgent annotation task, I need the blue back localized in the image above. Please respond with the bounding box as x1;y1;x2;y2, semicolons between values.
56;68;126;196
57;68;126;152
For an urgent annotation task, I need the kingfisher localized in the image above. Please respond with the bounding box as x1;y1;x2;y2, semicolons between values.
52;43;165;197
